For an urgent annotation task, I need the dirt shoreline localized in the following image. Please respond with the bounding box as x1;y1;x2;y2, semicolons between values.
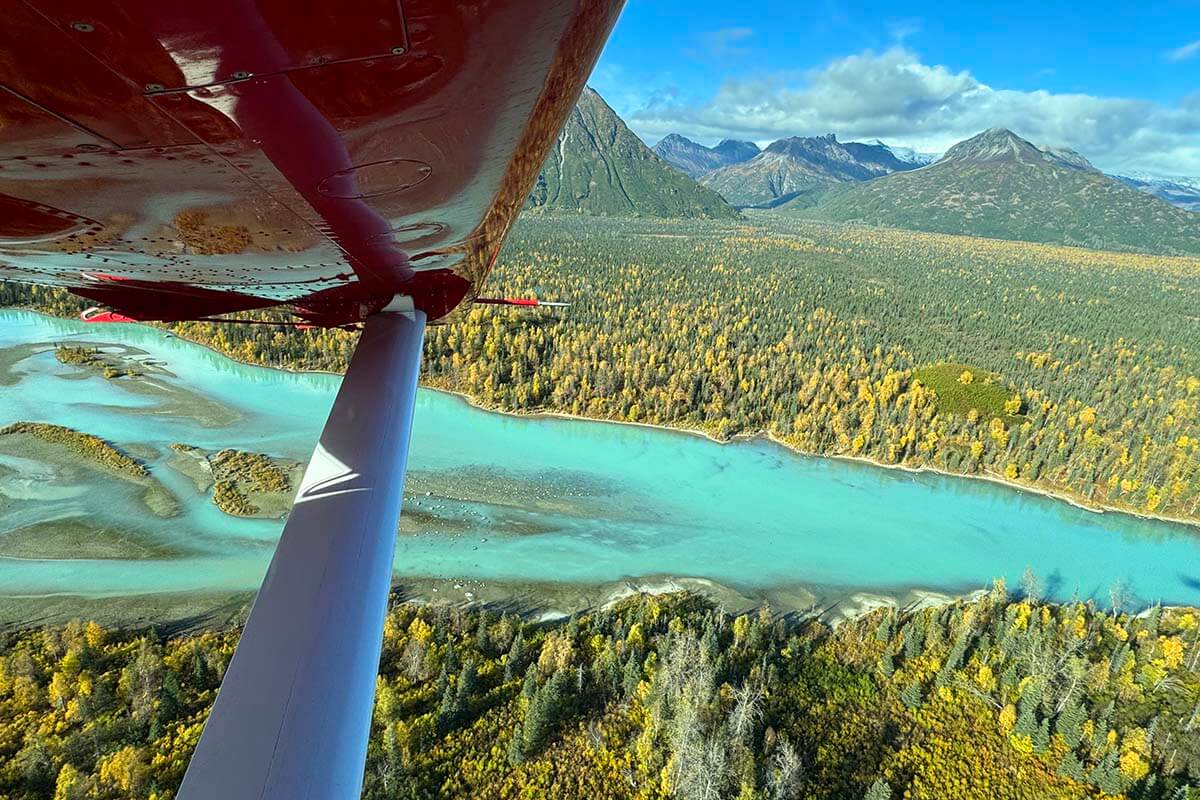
0;575;1000;633
12;572;1191;635
422;385;1200;533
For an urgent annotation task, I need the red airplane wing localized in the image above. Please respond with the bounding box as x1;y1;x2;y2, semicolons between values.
0;0;621;326
2;4;625;797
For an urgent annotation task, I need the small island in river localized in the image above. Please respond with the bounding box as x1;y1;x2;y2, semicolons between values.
55;344;143;379
51;342;241;427
0;421;148;477
168;443;303;519
0;421;179;517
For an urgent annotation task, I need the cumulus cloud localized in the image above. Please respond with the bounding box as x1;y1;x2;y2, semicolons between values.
625;48;1200;175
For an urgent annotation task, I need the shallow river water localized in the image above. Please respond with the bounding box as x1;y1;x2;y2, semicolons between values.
0;310;1198;608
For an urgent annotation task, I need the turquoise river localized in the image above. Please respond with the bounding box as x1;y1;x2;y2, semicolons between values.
1;310;1199;610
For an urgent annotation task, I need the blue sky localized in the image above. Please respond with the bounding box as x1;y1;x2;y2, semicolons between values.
589;1;1200;175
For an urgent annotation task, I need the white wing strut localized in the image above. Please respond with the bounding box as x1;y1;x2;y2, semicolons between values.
179;309;427;800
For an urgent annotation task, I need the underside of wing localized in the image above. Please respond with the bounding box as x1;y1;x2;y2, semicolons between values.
0;0;621;326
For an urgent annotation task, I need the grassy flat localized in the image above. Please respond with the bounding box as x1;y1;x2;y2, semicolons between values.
912;363;1023;423
0;519;189;561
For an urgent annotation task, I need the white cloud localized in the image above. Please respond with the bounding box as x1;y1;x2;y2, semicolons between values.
694;27;755;59
1166;40;1200;61
624;47;1200;175
887;18;921;43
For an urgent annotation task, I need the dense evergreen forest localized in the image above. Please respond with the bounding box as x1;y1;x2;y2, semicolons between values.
0;589;1197;799
7;214;1196;523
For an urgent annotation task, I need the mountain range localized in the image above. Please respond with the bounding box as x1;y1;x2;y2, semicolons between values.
525;89;738;219
1114;174;1200;212
698;134;923;208
799;128;1200;255
651;135;760;179
526;88;1200;255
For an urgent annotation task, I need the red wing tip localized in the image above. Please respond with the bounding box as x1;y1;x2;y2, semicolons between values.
80;272;130;282
474;297;569;308
80;307;136;323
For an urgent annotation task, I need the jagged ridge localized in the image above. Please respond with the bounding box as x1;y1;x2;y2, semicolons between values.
652;134;760;179
700;134;918;208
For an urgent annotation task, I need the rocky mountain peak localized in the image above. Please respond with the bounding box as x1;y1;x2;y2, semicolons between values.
939;128;1045;165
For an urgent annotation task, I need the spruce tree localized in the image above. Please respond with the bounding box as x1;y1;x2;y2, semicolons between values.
506;722;526;766
474;613;491;657
875;613;893;643
1014;703;1038;743
1032;718;1051;753
1055;700;1087;749
1057;750;1085;782
622;653;642;700
1089;750;1122;795
864;778;893;800
523;670;568;754
521;667;538;702
435;680;460;735
455;660;477;721
505;631;526;682
903;622;921;660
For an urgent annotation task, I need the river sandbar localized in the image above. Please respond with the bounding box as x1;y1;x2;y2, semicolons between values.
0;519;192;560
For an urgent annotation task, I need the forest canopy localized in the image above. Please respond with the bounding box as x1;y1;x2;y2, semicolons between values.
0;589;1197;799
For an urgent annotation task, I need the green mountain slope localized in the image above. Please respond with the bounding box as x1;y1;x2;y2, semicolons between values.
800;128;1200;255
526;89;739;219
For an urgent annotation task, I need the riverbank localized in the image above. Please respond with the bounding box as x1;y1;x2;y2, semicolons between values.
0;590;255;634
422;383;1200;534
3;309;1199;627
390;574;1002;627
5;567;1194;635
0;573;998;633
15;308;1199;531
145;319;1200;530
